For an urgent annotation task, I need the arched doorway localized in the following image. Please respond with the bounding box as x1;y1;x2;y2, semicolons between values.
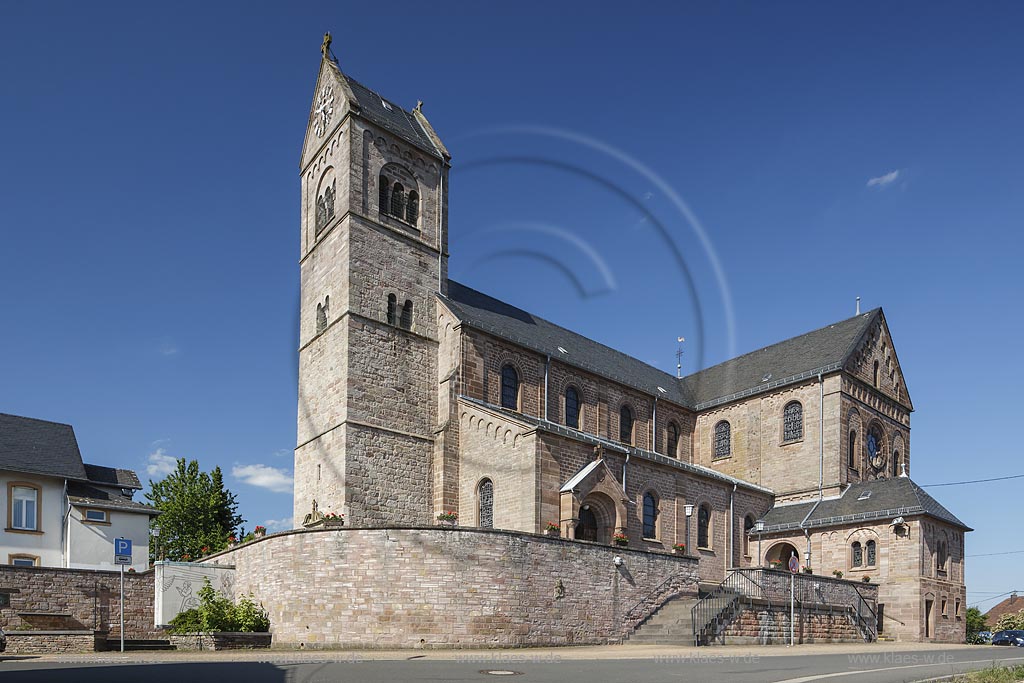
576;492;616;544
765;542;799;569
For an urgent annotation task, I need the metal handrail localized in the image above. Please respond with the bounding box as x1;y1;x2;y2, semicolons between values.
691;568;878;646
620;574;692;636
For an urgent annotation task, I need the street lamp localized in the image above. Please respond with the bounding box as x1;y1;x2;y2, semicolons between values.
754;519;765;567
151;525;162;562
684;504;694;555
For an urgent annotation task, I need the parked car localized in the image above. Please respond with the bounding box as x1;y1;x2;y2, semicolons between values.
992;630;1024;646
977;631;993;644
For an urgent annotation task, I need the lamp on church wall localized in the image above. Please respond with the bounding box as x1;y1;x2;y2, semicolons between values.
684;504;694;556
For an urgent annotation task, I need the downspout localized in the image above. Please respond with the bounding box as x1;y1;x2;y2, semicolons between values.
818;373;824;502
543;355;551;421
729;482;737;569
622;451;631;501
61;478;71;567
651;396;658;452
437;170;444;293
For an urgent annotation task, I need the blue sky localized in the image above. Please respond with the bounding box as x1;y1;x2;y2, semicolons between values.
2;3;1021;608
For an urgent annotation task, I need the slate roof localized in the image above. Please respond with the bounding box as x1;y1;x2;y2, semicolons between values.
443;281;882;411
0;413;88;480
682;309;881;409
83;464;142;490
67;482;159;515
443;282;693;406
332;63;443;158
758;478;972;532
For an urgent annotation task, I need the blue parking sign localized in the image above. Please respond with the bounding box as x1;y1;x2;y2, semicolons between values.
114;538;132;557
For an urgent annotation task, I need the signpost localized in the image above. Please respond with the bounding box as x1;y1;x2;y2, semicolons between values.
788;553;800;646
114;538;132;653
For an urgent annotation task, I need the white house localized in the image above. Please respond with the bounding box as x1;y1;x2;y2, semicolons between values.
1;413;158;571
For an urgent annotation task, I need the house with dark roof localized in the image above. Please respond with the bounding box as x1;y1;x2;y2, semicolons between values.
1;413;158;570
288;47;968;643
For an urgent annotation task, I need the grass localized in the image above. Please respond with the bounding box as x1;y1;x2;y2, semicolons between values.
954;664;1024;682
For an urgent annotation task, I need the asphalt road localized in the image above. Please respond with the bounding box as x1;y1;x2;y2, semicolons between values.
1;647;1022;683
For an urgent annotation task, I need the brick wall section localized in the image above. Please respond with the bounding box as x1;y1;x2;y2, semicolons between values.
720;604;864;645
202;527;699;648
3;631;104;654
0;565;157;638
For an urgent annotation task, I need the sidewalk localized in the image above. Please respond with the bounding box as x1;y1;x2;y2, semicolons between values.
3;641;981;665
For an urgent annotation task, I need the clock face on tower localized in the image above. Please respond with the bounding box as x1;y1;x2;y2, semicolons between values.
314;85;335;137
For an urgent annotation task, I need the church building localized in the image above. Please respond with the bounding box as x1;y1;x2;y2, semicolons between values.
292;39;968;643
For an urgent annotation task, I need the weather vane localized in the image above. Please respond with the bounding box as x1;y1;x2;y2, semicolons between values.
676;336;685;379
321;32;333;60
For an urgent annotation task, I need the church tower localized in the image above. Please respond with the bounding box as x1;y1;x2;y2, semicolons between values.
293;35;450;527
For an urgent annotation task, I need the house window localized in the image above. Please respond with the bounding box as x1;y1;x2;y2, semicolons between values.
642;492;658;539
866;539;877;566
744;515;755;557
697;504;711;549
955;599;961;619
565;387;580;429
387;294;397;326
783;401;803;442
619;405;634;445
713;421;731;459
500;364;519;410
406;190;419;225
378;174;389;215
941;598;948;617
478;479;493;529
852;541;863;567
9;484;39;531
666;421;679;457
848;430;858;470
400;299;413;331
8;554;38;567
84;509;108;523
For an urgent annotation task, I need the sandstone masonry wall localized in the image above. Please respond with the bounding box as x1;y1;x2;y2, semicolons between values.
203;527;699;648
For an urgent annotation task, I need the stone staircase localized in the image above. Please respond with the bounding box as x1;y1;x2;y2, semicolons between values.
625;597;700;645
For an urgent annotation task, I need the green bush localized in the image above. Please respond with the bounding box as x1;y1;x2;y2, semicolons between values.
994;609;1024;632
168;578;270;633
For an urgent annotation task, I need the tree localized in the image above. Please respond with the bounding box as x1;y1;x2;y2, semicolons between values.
146;459;243;562
966;607;987;643
994;609;1024;632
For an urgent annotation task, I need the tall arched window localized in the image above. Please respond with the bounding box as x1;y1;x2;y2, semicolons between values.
848;430;858;470
697;504;711;549
892;450;901;477
873;360;880;388
713;421;731;459
642;492;658;539
316;296;329;334
378;174;389;215
866;539;877;566
666;421;680;458
500;364;519;410
390;182;405;218
744;515;755;557
400;299;413;330
565;387;580;429
783;401;803;442
852;541;863;567
324;182;335;223
406;190;419;224
387;293;397;326
478;478;493;529
937;540;948;573
619;405;634;444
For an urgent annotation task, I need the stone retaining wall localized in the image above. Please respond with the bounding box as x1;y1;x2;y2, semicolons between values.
0;565;158;638
2;630;105;654
169;632;272;650
203;526;699;648
718;601;866;645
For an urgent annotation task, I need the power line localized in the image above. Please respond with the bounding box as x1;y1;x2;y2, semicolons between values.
967;549;1024;558
920;473;1024;487
969;591;1017;608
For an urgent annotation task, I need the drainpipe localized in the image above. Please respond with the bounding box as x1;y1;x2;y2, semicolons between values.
729;483;737;569
61;478;72;567
622;450;631;501
543;355;551;421
818;373;824;502
651;396;658;452
437;170;444;293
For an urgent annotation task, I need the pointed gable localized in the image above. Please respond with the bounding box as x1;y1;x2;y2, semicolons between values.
842;309;913;410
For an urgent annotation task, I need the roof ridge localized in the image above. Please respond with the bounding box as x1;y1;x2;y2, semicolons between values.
0;412;73;428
